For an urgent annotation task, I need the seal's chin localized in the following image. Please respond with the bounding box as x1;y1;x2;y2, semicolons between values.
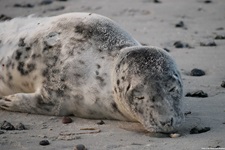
144;125;177;133
142;117;184;133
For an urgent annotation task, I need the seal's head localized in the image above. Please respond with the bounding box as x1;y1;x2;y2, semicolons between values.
113;46;184;133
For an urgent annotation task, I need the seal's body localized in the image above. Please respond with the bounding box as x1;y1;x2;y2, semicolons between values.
0;13;183;133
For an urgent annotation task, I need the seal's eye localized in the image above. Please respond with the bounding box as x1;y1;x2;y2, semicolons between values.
135;96;145;100
169;87;176;93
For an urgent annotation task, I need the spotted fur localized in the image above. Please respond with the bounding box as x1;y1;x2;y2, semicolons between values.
0;13;183;133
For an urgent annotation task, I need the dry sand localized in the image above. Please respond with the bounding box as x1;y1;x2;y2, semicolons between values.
0;0;225;149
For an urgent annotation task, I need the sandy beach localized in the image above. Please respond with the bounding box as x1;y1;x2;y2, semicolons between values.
0;0;225;149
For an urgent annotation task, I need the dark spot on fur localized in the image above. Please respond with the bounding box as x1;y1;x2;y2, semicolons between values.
18;38;25;47
117;79;120;86
42;68;49;77
74;73;82;78
152;96;156;102
15;51;22;60
96;76;106;87
26;47;31;51
78;60;85;65
52;69;60;73
27;63;36;72
121;76;125;80
8;73;13;81
117;64;120;69
96;76;104;82
36;96;55;112
114;87;117;93
101;56;105;59
95;71;99;75
98;49;103;52
74;94;84;101
96;64;101;69
111;102;119;112
31;54;41;59
126;83;131;91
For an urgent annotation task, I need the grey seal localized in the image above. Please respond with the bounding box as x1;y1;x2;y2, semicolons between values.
0;13;183;133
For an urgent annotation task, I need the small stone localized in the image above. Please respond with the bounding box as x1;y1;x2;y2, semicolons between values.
74;144;87;150
175;21;187;29
14;3;34;8
190;68;205;76
39;140;50;146
15;123;26;130
48;6;65;11
186;90;208;98
200;41;217;46
190;127;210;134
141;42;148;46
153;0;161;3
174;41;192;48
216;27;224;31
40;0;53;5
97;120;105;125
0;14;12;22
215;34;225;40
62;116;73;124
204;0;212;4
170;133;181;138
221;81;225;88
0;121;15;130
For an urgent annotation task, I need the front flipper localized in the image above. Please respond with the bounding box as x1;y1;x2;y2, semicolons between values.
0;93;61;115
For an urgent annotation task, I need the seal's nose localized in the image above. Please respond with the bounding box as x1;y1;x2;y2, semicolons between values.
160;117;174;127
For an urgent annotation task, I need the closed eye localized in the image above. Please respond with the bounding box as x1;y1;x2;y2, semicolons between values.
135;96;145;100
169;87;176;92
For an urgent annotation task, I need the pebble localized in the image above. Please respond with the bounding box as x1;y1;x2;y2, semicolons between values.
48;6;65;11
185;90;208;98
0;14;12;21
74;144;87;150
15;123;26;130
0;121;15;130
97;120;105;125
216;27;224;31
200;41;217;46
14;3;34;8
190;127;210;134
204;0;212;4
215;34;225;40
190;68;205;76
169;133;181;138
153;0;161;3
40;0;53;5
62;116;73;124
174;41;192;48
221;81;225;88
175;21;187;29
39;140;50;146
